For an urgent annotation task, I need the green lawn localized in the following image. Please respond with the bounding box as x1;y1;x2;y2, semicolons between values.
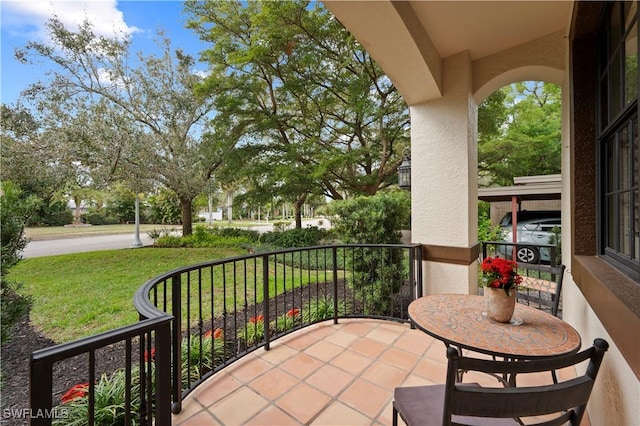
10;247;244;343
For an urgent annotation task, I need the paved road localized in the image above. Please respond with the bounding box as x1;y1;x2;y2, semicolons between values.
21;219;332;258
22;233;155;258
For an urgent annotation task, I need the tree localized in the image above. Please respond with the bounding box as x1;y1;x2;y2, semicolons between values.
0;182;35;342
478;82;562;186
16;18;230;235
185;1;409;227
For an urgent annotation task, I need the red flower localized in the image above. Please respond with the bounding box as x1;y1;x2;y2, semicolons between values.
286;308;300;318
204;328;224;339
61;383;89;404
480;257;522;293
249;315;264;324
144;347;155;362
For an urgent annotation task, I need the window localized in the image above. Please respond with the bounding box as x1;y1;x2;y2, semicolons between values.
598;1;640;278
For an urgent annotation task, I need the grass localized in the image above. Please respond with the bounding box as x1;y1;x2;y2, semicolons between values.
9;247;244;342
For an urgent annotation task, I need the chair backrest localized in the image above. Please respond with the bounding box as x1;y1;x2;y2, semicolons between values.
515;263;565;317
443;338;609;426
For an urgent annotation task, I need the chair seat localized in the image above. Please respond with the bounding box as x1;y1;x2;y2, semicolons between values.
393;384;519;426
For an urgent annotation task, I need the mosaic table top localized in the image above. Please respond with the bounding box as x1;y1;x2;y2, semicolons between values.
408;294;581;359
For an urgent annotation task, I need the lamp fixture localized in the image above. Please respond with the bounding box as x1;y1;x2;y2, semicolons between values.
398;148;411;190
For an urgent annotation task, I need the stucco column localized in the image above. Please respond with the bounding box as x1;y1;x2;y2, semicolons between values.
410;51;479;295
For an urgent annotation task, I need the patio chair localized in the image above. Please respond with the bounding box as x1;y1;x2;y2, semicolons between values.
392;338;608;426
516;263;565;317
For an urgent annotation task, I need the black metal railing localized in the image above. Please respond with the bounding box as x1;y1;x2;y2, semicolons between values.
28;243;423;425
133;243;423;414
29;316;172;426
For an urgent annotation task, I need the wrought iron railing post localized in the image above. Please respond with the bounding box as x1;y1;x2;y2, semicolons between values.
155;318;172;425
171;275;182;414
332;246;339;324
29;358;53;426
263;254;270;351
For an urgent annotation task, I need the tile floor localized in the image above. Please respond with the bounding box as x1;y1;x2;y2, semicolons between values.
172;319;587;426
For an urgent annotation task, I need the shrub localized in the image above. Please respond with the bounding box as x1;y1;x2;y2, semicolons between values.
327;191;409;313
82;211;119;225
260;226;328;249
0;182;34;342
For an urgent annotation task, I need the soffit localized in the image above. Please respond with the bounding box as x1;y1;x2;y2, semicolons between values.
323;1;572;105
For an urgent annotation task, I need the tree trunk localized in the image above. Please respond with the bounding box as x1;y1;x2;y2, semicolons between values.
73;195;82;225
294;194;307;229
181;197;193;236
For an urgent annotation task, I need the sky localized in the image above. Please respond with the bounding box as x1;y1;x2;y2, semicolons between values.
1;0;207;106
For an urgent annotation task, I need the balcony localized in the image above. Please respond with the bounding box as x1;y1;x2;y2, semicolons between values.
30;242;578;425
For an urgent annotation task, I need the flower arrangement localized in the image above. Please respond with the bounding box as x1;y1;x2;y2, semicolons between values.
480;257;522;296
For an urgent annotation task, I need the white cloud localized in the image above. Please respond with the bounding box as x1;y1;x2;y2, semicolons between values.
1;0;140;41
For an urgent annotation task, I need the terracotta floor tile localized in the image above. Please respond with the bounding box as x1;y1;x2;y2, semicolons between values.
349;337;388;358
394;330;433;355
174;409;221;426
211;387;269;425
257;342;299;365
279;352;325;379
283;331;318;351
339;378;391;418
172;399;206;425
323;329;360;347
248;367;300;400
226;356;273;384
310;401;371;425
275;382;332;424
177;319;592;426
190;372;242;407
306;363;355;395
365;327;403;344
340;321;379;337
331;349;374;375
361;360;408;390
412;357;447;384
378;347;420;372
304;339;344;361
245;405;300;425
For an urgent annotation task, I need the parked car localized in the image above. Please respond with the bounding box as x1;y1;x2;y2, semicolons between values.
498;211;561;264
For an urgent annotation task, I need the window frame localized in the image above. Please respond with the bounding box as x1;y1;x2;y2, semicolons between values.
596;1;640;280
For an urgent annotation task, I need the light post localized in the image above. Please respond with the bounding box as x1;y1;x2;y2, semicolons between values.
132;193;143;248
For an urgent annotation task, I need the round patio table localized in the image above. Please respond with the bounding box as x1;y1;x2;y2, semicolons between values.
408;294;581;359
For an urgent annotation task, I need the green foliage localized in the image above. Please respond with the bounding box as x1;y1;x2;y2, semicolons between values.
82;210;120;225
27;201;73;227
54;368;143;426
260;226;328;249
146;190;182;225
154;225;259;248
104;185;139;223
181;331;225;388
302;296;347;323
1;182;35;342
478;202;506;242
327;191;409;312
478;82;562;186
238;316;265;346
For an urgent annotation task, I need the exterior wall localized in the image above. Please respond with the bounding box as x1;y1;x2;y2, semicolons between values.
410;51;478;295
